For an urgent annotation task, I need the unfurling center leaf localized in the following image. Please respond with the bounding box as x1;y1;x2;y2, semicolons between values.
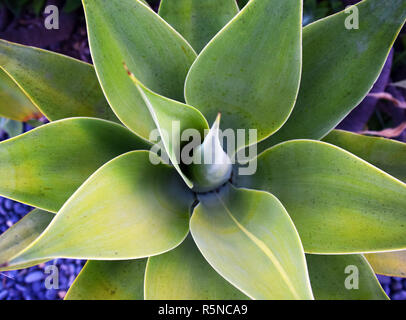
184;114;233;193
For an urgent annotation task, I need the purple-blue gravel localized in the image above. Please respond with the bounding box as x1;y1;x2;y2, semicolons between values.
0;196;86;300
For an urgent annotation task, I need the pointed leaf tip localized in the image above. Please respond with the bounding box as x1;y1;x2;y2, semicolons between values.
238;140;406;254
259;0;406;150
185;115;232;193
7;151;193;264
125;64;210;189
83;0;196;140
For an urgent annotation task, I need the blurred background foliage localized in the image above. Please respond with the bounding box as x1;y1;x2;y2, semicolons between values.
0;0;81;15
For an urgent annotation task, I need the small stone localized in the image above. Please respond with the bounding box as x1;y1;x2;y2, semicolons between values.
13;203;28;215
24;124;34;132
22;292;33;300
68;264;75;275
59;274;68;289
68;275;75;286
8;289;21;299
60;264;68;272
392;291;406;300
15;284;27;292
31;282;42;292
36;291;45;300
390;282;403;292
24;271;44;283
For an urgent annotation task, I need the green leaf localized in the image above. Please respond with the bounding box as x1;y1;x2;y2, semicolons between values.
0;209;53;272
126;69;209;188
260;0;406;150
0;68;40;121
145;235;249;300
365;251;406;277
63;0;82;13
324;130;406;183
65;259;147;300
6;151;193;268
185;0;302;148
307;254;388;300
0;118;23;138
323;130;406;277
0;40;118;122
237;140;406;254
158;0;239;53
190;184;313;300
82;0;197;141
0;118;149;213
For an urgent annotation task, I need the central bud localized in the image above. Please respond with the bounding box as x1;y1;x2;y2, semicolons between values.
185;114;232;193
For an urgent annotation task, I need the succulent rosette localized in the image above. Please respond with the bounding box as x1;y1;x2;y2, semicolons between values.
0;0;406;300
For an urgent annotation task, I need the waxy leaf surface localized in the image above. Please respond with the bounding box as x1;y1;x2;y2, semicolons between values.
191;185;313;300
307;254;388;300
324;130;406;183
83;0;196;140
145;235;248;300
324;130;406;276
0;118;149;212
7;151;193;266
0;68;39;121
66;259;147;300
0;40;117;122
260;0;406;151
237;140;406;254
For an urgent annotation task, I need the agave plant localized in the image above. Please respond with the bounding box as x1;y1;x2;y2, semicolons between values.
0;0;406;300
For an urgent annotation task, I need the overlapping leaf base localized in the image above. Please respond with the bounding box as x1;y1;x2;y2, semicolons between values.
0;0;406;300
